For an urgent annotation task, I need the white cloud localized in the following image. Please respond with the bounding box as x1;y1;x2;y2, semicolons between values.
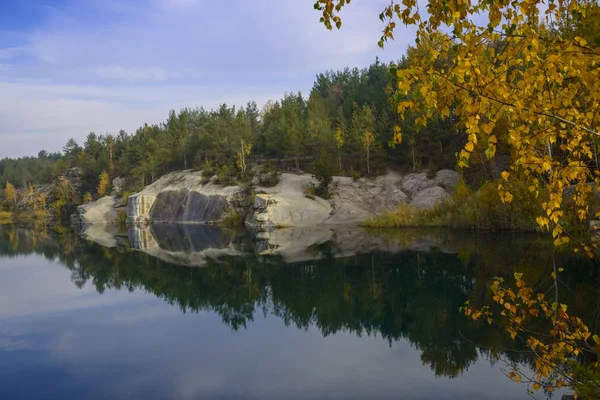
0;0;418;158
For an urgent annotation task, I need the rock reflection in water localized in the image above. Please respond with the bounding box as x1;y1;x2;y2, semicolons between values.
126;224;246;267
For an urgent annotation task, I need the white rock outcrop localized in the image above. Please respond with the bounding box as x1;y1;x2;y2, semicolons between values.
77;196;124;225
247;174;332;229
79;168;460;228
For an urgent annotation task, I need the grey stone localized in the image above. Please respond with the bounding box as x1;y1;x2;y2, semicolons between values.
434;169;461;193
401;172;436;196
410;186;451;209
77;195;120;225
111;177;126;196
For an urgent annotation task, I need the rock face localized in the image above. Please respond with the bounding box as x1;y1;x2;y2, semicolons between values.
81;168;460;227
246;174;332;229
127;224;245;267
77;196;125;225
246;169;459;229
126;171;243;225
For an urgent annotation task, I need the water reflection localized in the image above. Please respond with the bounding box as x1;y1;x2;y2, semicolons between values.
0;223;599;399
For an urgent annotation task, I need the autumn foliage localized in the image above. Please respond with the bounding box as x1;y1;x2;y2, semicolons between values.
315;0;600;250
461;273;600;396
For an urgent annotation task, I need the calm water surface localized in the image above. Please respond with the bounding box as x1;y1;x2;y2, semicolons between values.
0;224;598;400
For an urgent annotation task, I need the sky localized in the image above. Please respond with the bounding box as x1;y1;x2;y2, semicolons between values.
0;0;417;159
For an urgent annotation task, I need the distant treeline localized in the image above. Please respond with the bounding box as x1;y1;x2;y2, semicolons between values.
1;57;468;197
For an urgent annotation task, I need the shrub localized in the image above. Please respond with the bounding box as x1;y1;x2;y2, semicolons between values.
454;176;470;202
311;156;337;199
352;170;361;182
304;182;316;200
257;161;281;187
450;179;540;231
215;164;238;186
201;160;216;184
83;192;93;204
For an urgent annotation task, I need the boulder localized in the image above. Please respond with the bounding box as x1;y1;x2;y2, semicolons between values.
433;169;460;193
400;169;460;196
401;172;436;196
410;186;451;210
111;177;126;196
77;196;124;225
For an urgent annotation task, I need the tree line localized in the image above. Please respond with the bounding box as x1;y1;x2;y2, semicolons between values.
1;57;468;202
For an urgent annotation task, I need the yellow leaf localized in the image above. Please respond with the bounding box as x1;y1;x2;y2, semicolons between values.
501;171;510;181
465;142;474;152
513;272;523;280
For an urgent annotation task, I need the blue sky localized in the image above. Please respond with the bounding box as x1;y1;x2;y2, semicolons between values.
0;0;416;158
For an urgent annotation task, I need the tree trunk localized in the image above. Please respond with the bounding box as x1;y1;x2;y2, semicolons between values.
366;145;370;175
411;145;416;171
240;138;246;175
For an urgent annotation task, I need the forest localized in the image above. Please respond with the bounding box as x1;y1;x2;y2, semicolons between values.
0;55;469;201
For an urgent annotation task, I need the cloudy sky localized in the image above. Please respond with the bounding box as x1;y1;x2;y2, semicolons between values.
0;0;416;159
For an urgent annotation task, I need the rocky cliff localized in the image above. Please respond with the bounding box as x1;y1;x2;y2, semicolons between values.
79;169;459;228
126;171;244;225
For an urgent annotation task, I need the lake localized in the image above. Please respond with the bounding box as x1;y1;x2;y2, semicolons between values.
0;223;598;400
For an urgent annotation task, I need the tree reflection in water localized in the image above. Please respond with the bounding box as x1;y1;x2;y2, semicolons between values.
0;223;598;380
